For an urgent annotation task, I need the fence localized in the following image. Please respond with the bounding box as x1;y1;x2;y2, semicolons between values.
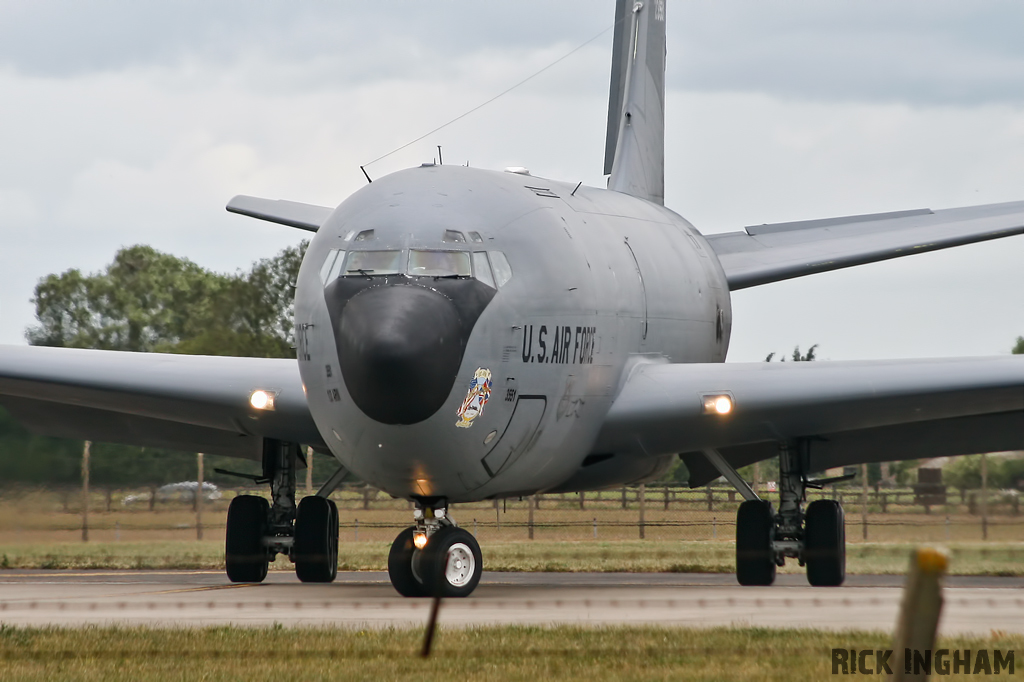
1;483;1022;545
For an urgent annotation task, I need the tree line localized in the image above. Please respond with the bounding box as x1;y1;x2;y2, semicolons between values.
0;242;340;487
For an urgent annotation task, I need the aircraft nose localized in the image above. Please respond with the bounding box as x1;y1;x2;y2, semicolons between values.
337;285;463;425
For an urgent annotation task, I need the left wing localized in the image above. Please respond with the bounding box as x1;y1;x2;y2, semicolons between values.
594;357;1024;487
0;345;323;460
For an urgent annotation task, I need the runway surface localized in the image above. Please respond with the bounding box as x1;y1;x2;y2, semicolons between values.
1;570;1021;634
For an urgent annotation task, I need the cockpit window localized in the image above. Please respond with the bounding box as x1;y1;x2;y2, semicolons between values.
472;252;495;288
408;250;472;277
319;249;346;285
443;230;466;243
344;250;403;275
468;231;484;243
489;251;513;287
354;229;375;241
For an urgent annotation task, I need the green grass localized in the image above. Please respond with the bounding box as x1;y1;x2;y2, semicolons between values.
0;625;1018;681
1;539;1023;575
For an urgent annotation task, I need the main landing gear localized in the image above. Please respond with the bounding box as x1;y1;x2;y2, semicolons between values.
708;441;848;587
223;440;340;583
388;500;483;598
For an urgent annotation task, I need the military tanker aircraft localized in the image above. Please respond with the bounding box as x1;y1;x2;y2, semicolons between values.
1;0;1023;595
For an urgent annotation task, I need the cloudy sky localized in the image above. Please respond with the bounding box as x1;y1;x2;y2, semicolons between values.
1;1;1022;361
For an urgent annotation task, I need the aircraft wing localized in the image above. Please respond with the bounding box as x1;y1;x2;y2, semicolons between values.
704;200;1024;290
593;357;1024;487
0;345;324;460
226;195;333;232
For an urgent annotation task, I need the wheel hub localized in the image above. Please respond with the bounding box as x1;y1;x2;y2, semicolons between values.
445;542;475;587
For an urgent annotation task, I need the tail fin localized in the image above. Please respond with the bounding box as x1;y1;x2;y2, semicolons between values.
603;0;666;205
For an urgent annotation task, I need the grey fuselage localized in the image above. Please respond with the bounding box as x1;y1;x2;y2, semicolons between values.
294;165;731;502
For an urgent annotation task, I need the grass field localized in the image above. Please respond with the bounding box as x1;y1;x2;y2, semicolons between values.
0;625;1018;681
2;539;1023;575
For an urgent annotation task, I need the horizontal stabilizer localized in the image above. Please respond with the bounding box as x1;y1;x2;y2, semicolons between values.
226;195;333;232
705;200;1024;290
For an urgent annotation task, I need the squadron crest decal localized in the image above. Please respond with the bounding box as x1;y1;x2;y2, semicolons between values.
456;368;492;428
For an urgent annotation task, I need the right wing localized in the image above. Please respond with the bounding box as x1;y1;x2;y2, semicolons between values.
0;345;324;460
594;356;1024;487
705;200;1024;290
226;195;334;232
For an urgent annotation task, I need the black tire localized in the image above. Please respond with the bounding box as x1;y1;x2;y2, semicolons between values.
294;496;339;583
225;495;270;583
418;526;483;598
388;527;429;597
804;499;846;587
736;499;776;586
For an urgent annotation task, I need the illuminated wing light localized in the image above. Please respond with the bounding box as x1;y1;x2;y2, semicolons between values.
249;390;277;411
701;394;734;416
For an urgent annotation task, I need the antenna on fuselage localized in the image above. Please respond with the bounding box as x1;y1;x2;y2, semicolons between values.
438;146;443;165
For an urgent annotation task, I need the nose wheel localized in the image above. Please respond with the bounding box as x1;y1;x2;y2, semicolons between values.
388;504;483;597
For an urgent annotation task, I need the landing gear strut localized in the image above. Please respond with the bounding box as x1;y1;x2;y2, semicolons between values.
224;440;340;583
388;500;483;598
726;441;846;587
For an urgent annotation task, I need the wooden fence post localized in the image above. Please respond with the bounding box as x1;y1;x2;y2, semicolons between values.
579;491;585;510
862;463;869;540
528;495;535;540
81;441;91;542
621;486;627;509
196;453;204;541
638;484;646;539
981;454;989;540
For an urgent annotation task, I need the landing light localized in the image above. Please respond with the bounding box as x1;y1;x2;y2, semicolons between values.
249;390;276;411
702;394;733;416
413;531;428;550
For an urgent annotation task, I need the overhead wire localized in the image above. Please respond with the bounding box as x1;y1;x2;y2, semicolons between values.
362;20;619;170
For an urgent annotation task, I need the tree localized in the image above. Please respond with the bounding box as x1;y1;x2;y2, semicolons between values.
765;344;819;362
3;242;309;487
1013;336;1024;355
27;242;306;358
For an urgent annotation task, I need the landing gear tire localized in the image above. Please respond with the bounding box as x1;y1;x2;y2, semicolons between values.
388;527;429;598
804;499;845;587
736;499;776;586
294;496;339;583
419;526;483;598
225;495;270;583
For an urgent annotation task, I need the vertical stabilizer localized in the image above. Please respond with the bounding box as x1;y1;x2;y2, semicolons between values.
604;0;666;205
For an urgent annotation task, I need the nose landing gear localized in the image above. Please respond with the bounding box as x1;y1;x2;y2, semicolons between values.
388;501;483;597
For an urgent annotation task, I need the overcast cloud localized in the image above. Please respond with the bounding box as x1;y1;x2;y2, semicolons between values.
1;1;1022;362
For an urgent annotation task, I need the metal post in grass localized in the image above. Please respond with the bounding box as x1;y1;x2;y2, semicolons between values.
421;596;443;658
579;491;585;510
621;486;627;509
196;453;204;541
593;517;597;539
862;463;869;541
81;440;90;542
528;495;535;540
890;547;948;682
981;454;989;540
638;483;646;539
